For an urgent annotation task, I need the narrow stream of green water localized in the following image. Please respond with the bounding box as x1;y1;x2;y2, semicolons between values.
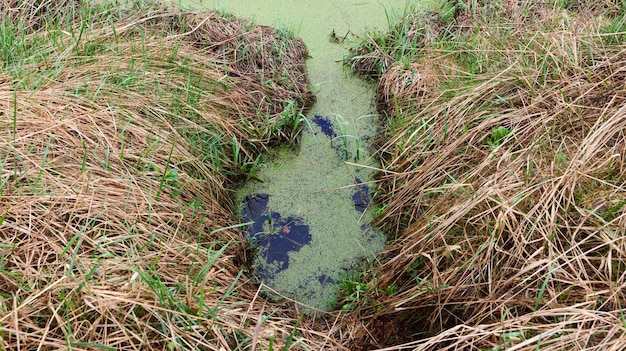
177;0;438;311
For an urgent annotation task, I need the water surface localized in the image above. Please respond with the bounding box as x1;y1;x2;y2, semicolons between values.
176;0;439;310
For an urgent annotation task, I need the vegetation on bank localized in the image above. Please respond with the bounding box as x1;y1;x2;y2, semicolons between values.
0;1;320;349
5;0;626;350
341;0;626;349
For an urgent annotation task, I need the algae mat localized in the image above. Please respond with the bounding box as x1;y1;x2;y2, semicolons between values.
177;0;442;310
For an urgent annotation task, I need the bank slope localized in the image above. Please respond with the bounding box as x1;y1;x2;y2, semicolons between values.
0;1;321;350
344;1;626;350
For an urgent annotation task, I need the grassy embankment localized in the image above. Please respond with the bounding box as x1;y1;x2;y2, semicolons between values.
6;0;626;350
0;1;327;350
339;0;626;349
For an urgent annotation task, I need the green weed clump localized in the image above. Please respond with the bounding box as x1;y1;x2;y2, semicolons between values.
341;0;626;349
0;1;318;350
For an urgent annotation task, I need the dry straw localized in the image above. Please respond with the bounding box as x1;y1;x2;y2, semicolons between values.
0;1;324;350
8;0;626;350
342;1;626;350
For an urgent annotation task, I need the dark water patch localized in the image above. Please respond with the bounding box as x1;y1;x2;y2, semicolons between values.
312;115;336;138
241;193;312;280
241;193;269;221
257;216;311;264
255;215;312;280
352;177;370;213
241;193;270;236
318;274;334;285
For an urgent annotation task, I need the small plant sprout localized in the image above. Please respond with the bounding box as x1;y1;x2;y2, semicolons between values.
486;125;512;150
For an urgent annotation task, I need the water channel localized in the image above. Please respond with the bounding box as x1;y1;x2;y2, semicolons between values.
176;0;438;310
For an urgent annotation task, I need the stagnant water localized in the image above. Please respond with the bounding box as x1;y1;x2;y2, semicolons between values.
176;0;439;310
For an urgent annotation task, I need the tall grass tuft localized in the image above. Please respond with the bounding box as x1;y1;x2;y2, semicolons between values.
341;0;626;349
0;1;319;350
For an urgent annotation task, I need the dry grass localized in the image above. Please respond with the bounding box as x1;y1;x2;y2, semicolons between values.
0;1;323;350
0;0;81;32
341;1;626;350
9;0;626;350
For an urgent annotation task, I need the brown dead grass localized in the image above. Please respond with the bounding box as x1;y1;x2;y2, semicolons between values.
342;1;626;350
0;2;325;350
348;11;444;80
0;0;81;32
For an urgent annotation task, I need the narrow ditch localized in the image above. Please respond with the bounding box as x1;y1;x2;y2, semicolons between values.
181;0;439;311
